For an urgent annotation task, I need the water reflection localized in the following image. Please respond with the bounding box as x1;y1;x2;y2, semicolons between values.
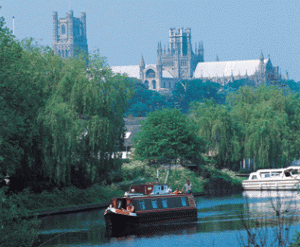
38;192;300;246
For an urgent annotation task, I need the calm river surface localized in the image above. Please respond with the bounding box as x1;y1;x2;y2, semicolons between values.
38;191;300;246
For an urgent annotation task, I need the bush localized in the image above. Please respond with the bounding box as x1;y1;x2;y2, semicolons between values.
201;166;243;193
0;188;41;246
238;168;249;174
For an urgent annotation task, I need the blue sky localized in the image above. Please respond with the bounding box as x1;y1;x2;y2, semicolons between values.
1;0;299;82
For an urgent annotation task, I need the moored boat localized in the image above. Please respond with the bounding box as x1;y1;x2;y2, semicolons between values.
104;183;197;235
242;166;300;190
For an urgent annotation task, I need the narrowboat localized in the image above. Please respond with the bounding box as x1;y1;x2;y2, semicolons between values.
104;183;197;235
242;166;300;190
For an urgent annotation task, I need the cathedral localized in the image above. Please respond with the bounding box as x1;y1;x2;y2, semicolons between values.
52;10;88;58
111;28;281;91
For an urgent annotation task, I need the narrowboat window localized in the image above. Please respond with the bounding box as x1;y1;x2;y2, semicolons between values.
139;200;146;210
151;199;158;209
181;197;187;207
252;175;257;180
161;186;164;190
147;186;152;190
162;198;168;208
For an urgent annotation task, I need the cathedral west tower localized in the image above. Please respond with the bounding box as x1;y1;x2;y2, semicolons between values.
52;10;88;58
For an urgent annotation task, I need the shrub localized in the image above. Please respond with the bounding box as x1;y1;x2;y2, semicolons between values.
0;188;41;246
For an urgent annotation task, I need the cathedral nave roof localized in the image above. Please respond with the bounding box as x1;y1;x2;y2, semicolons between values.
194;59;268;79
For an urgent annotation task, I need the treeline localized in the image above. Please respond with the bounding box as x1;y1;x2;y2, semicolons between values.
0;18;134;190
132;85;300;171
191;85;300;170
126;78;300;116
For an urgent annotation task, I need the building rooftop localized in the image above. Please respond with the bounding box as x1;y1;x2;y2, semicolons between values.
194;59;269;78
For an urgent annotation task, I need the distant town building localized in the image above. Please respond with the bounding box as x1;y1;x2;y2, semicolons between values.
122;117;145;159
52;10;88;58
111;28;281;91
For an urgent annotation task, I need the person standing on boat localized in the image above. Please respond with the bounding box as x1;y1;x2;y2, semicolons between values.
182;180;192;194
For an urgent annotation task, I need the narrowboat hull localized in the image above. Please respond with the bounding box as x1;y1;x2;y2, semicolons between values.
104;194;197;235
104;207;197;235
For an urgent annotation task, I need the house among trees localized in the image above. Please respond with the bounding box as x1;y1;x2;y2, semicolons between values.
122;117;145;158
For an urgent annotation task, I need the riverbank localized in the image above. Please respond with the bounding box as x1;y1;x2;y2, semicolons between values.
17;163;242;217
3;162;244;218
0;163;244;246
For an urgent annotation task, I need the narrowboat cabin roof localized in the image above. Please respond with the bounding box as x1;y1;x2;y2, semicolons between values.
124;183;171;197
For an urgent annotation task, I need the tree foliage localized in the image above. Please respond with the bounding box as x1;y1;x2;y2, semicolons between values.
190;99;232;167
191;84;300;170
0;17;134;188
172;79;225;111
0;188;40;247
126;81;173;117
134;108;204;165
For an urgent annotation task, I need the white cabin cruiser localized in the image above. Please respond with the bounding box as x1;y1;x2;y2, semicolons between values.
242;166;300;190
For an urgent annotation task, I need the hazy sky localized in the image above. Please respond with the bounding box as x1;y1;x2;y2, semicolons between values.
1;0;299;81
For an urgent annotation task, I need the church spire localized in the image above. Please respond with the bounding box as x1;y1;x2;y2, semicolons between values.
140;54;145;69
215;55;219;62
157;54;162;66
260;50;264;62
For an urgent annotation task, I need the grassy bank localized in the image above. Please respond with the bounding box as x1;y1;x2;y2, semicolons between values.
0;162;243;246
4;161;243;213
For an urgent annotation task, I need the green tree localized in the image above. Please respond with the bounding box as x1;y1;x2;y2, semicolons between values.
126;81;172;117
39;53;134;187
190;99;232;168
0;20;46;182
0;15;135;188
172;79;224;112
228;85;294;169
134;108;204;165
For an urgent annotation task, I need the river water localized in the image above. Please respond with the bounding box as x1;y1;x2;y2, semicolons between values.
38;191;300;246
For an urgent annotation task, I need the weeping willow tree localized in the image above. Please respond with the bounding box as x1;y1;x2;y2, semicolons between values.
190;85;300;170
227;85;296;169
190;99;232;168
0;14;134;188
39;53;134;187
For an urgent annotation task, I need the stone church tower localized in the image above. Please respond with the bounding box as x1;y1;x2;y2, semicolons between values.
137;28;204;90
111;27;281;91
160;28;203;79
52;10;88;58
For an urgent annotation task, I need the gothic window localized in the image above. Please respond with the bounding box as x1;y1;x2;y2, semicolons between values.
66;50;68;57
144;80;149;88
162;81;165;88
180;61;187;66
152;80;156;89
58;50;61;56
169;82;171;88
62;50;65;57
61;24;66;35
146;69;156;78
